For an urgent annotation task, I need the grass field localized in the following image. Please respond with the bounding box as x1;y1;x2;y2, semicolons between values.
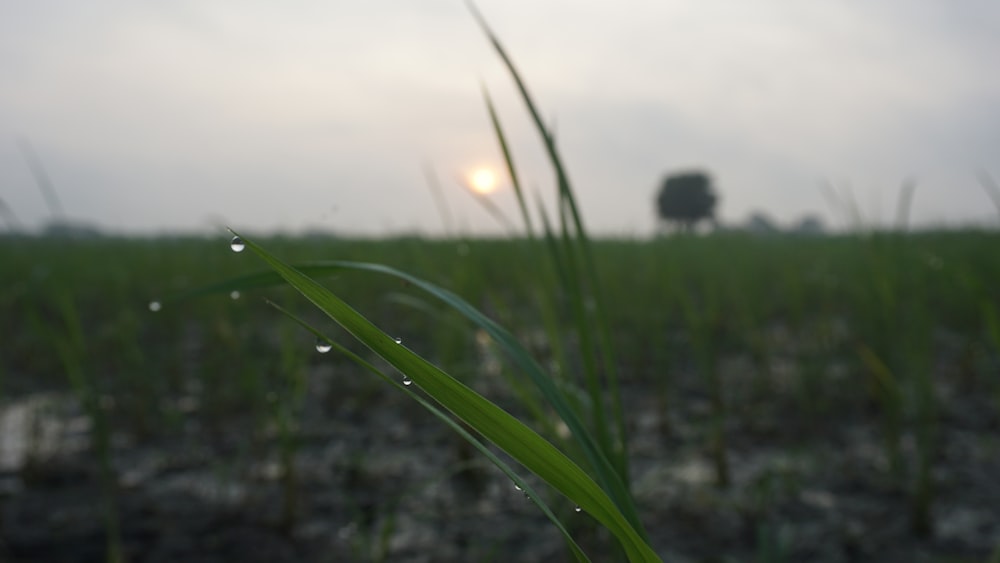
2;229;999;562
3;9;1000;560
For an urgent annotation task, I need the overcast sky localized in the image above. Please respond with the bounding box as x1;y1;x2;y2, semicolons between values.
1;1;998;236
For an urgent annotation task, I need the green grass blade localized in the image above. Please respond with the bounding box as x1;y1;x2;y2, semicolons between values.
535;191;571;291
315;258;645;533
266;300;592;563
482;85;534;237
468;2;631;489
234;232;660;562
386;292;557;437
167;252;646;537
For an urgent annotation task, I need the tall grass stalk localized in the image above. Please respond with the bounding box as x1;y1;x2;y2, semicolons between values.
44;294;124;563
677;285;730;487
272;322;309;531
468;2;631;499
197;10;658;554
854;197;939;535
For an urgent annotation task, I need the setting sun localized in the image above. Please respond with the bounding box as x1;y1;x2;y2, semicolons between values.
469;168;498;195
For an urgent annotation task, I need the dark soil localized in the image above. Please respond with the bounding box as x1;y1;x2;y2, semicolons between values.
2;339;999;563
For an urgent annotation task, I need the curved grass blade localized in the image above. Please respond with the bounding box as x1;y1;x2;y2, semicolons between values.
234;232;660;562
386;292;557;438
164;255;646;537
316;260;643;531
266;300;592;563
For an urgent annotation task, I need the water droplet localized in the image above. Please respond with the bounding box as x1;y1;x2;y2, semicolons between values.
574;506;582;513
513;483;522;491
402;376;412;386
315;340;332;354
230;290;240;300
148;301;162;312
230;236;245;253
394;336;403;344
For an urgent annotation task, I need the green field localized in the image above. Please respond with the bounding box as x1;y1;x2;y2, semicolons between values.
4;11;1000;561
2;230;999;562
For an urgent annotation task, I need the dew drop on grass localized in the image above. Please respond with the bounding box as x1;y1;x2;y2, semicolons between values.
394;336;403;344
402;376;412;386
230;290;240;300
148;301;162;312
512;482;530;499
575;506;582;513
315;340;332;354
230;236;245;253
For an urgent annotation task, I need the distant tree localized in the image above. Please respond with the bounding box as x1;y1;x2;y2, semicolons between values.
656;171;718;232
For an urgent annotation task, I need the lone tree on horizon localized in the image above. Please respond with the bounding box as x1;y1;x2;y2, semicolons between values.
656;171;718;232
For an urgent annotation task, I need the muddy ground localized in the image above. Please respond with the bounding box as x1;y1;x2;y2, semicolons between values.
2;339;999;563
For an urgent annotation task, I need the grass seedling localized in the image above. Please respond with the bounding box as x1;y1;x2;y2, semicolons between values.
272;322;310;531
853;188;941;536
37;294;124;563
676;283;730;488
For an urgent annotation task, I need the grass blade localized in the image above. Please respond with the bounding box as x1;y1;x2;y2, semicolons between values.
468;2;632;501
168;241;646;538
233;232;660;562
482;85;534;237
266;300;592;562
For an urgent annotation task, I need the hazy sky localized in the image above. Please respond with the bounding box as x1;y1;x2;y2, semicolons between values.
1;1;998;236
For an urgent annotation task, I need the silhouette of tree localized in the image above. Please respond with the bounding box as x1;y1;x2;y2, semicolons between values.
656;171;718;232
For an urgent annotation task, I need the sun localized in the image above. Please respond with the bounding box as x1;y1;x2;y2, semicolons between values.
469;168;498;195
